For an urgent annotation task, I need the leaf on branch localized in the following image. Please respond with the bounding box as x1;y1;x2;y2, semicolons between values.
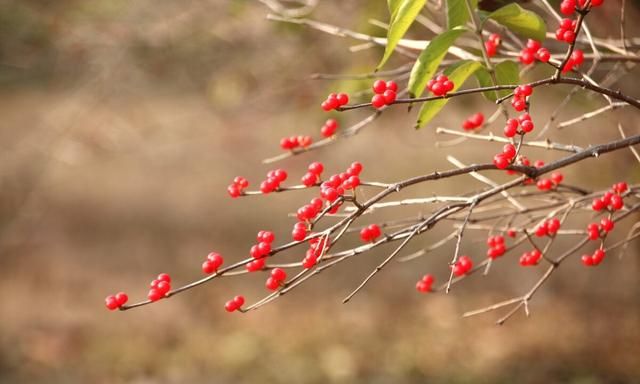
482;3;546;42
474;60;519;101
378;0;427;71
415;60;482;129
446;0;478;29
408;27;466;98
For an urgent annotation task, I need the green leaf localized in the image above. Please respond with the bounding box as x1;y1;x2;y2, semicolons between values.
415;60;482;129
388;0;402;21
408;27;466;98
474;60;519;101
483;3;546;41
377;0;427;70
446;0;478;29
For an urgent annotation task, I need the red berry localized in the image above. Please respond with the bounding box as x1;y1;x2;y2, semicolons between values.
227;184;242;198
202;260;216;274
507;229;517;238
581;254;594;266
308;162;324;175
302;172;318;187
551;172;564;184
592;198;605;211
600;218;614;232
292;225;307;241
386;80;398;92
613;182;628;194
504;119;519;137
336;93;349;106
536;48;551;62
271;268;287;281
265;276;280;290
610;194;624;210
371;94;386;109
592;249;605;265
105;295;119;310
148;289;163;302
224;300;238;312
493;153;510;169
157;273;171;283
372;80;387;94
519;49;535;65
383;89;397;104
503;143;516;159
520;119;534;133
233;295;244;307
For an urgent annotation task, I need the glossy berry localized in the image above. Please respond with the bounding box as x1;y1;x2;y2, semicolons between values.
416;274;435;293
321;119;339;137
271;268;287;281
265;276;280;290
600;218;614;232
360;224;382;243
462;112;484;130
371;94;386;109
427;75;454;96
452;256;473;276
105;295;120;310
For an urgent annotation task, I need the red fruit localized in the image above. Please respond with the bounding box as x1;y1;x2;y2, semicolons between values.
114;292;128;306
442;80;454;92
536;48;551;62
265;276;280;290
349;161;363;175
322;119;338;137
592;249;605;265
581;254;594;266
246;258;265;272
431;82;445;96
520;119;534;133
493;153;510;169
592;198;605;211
271;268;287;281
207;252;224;267
610;194;624;210
233;295;245;308
507;229;517;238
157;273;171;283
519;49;535;65
537;178;553;191
105;295;119;310
383;90;397;104
292;225;307;241
258;231;275;243
372;80;387;94
600;218;614;232
202;260;216;274
504;119;519;137
386;80;398;92
257;241;271;256
547;218;561;234
301;172;318;187
563;30;575;43
368;224;382;240
503;143;516;159
512;98;526;111
336;93;349;106
560;0;575;15
233;176;249;188
227;184;241;198
371;94;386;109
526;40;541;53
571;49;584;65
416;281;430;293
551;172;564;184
308;162;324;175
613;182;628;194
535;223;548;237
148;289;163;302
224;300;238;312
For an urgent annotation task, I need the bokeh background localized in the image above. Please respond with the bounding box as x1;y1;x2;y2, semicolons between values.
1;1;639;383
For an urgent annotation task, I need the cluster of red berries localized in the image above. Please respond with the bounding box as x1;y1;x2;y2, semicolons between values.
511;84;533;112
534;218;561;237
427;75;454;96
484;33;501;57
416;274;435;293
536;171;564;191
303;236;328;268
301;162;324;187
486;235;506;259
452;255;473;276
586;218;614;240
504;113;534;137
493;143;517;169
461;112;484;130
280;135;313;150
250;230;275;260
581;249;606;267
555;19;577;43
359;224;382;243
519;40;550;65
319;161;363;201
260;169;288;194
265;268;287;290
202;252;224;274
105;292;128;310
592;182;627;211
148;273;171;302
321;118;339;138
224;295;245;312
227;176;249;198
560;0;604;15
562;49;584;73
371;80;398;109
519;249;542;266
321;92;349;111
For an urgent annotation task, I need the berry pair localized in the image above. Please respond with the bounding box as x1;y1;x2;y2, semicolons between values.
486;235;506;259
416;274;435;293
105;292;128;310
562;49;584;73
555;19;577;43
581;249;605;266
519;250;542;266
301;161;324;187
493;143;517;169
148;273;171;302
321;93;349;111
321;118;339;138
511;85;533;112
265;268;287;290
536;172;564;191
519;40;550;65
504;113;534;137
461;112;484;130
452;256;473;276
280;135;312;150
260;169;288;194
371;80;398;109
296;197;324;222
303;236;329;268
560;0;604;15
427;75;454;96
484;33;501;57
586;218;614;240
202;252;224;274
224;295;245;312
228;176;249;198
250;230;275;259
360;224;382;243
534;218;561;237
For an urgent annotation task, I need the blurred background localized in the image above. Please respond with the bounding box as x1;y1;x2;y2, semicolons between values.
1;1;639;383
